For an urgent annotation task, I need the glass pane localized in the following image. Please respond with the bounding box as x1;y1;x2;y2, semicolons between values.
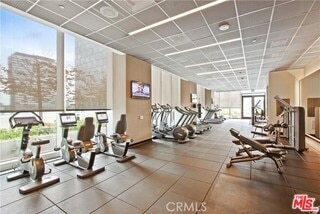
242;97;252;118
65;34;108;110
0;112;58;163
0;9;60;112
254;96;265;117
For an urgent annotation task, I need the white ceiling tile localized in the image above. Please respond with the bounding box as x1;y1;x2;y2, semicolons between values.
90;1;127;23
209;18;239;36
134;5;167;26
2;0;33;11
99;26;127;40
185;26;212;41
88;33;112;44
133;30;161;43
116;37;142;48
63;21;92;36
73;12;109;31
38;0;84;19
2;0;320;92
273;0;314;21
270;15;305;33
302;9;320;26
239;8;272;28
71;0;97;9
113;0;155;14
147;39;171;50
201;1;237;24
241;23;269;39
236;0;273;16
158;0;196;17
29;5;68;26
116;17;145;33
152;22;182;38
215;31;241;43
174;12;206;32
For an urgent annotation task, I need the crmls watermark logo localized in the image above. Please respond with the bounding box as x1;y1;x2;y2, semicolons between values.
166;202;207;212
292;194;319;213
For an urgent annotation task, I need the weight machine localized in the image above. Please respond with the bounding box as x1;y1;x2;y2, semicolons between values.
274;95;306;152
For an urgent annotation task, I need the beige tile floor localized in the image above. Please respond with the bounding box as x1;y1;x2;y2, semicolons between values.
0;119;319;214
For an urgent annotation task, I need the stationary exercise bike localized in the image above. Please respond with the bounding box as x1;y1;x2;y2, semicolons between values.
95;112;135;163
54;113;105;178
7;111;60;194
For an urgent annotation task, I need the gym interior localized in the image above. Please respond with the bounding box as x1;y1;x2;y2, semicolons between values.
0;0;319;213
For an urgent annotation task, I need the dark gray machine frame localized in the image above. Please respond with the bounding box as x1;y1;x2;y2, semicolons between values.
274;95;306;152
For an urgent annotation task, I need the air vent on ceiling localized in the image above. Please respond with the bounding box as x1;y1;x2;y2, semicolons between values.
166;33;191;46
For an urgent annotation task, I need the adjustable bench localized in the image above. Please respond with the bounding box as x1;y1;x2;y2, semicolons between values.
227;128;288;173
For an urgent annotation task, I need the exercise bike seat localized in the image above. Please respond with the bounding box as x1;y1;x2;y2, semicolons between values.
31;139;50;146
77;117;95;150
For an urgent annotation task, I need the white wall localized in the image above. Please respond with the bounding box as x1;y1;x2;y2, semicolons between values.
197;85;206;107
151;65;162;104
267;71;297;123
162;71;172;105
301;70;320;134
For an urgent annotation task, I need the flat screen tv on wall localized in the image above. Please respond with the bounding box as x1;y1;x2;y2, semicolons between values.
131;81;151;99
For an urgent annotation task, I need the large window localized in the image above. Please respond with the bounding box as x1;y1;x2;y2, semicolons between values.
0;9;61;112
214;91;242;119
0;9;111;168
65;35;108;110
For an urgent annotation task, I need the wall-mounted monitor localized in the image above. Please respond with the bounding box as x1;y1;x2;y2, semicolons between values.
131;81;151;99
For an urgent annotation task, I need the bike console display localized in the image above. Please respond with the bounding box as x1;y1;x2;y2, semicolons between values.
60;113;77;126
96;112;109;123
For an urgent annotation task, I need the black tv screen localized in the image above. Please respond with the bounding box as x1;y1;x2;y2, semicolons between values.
131;81;151;99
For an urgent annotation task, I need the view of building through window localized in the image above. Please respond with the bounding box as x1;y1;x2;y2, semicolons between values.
0;9;110;166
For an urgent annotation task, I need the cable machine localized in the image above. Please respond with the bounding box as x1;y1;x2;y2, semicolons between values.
274;95;306;152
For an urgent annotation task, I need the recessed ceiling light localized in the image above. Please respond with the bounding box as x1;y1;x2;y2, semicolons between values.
58;5;65;9
219;22;230;31
166;38;241;57
252;39;257;43
185;57;244;68
100;6;119;18
197;67;246;76
128;0;227;35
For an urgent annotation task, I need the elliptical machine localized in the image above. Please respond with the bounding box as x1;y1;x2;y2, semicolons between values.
54;113;105;178
152;104;190;144
7;111;60;194
95;112;135;163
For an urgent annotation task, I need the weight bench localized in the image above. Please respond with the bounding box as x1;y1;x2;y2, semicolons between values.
227;128;288;173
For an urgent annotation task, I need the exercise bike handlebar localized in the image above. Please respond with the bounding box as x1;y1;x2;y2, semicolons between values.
9;111;44;129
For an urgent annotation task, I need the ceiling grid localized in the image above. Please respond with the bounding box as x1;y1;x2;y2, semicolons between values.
1;0;319;91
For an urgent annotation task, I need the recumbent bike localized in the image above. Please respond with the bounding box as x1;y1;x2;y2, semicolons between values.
54;113;105;178
95;112;135;163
